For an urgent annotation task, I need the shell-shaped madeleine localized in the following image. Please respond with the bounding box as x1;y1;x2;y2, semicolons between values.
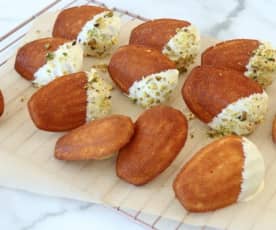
108;45;176;93
173;136;264;212
15;37;69;80
201;39;260;72
182;66;267;135
129;19;191;51
55;115;134;160
28;72;87;131
53;5;106;40
117;105;188;185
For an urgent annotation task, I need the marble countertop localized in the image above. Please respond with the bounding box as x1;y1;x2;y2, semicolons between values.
1;0;275;229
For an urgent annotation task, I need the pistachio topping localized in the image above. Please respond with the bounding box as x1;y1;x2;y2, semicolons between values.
208;91;268;136
46;52;55;61
85;68;112;121
162;25;200;72
33;42;83;86
185;112;195;121
128;69;179;108
44;43;51;49
245;42;276;87
91;63;108;72
77;11;121;57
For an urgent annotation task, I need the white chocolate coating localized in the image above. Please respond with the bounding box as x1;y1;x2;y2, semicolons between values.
162;25;200;71
208;91;268;136
77;11;120;57
128;69;179;108
85;68;112;121
33;42;83;86
238;137;265;202
245;42;276;88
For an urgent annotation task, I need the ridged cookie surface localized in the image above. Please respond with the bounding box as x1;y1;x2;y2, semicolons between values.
108;45;176;93
129;19;190;51
117;105;188;185
52;5;106;40
15;37;69;80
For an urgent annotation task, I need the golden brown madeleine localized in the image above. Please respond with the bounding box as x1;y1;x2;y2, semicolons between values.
201;39;260;72
28;72;87;131
15;37;69;80
174;136;243;212
117;105;188;185
109;45;179;108
129;19;190;51
182;66;267;136
0;90;4;117
28;69;112;131
173;136;265;212
53;6;121;58
129;19;199;71
182;66;262;123
53;5;106;40
272;115;276;143
55;115;134;160
108;45;176;93
202;39;276;88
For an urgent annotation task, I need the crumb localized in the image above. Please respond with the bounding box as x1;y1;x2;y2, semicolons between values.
185;112;195;121
190;133;194;139
91;63;108;72
207;128;226;138
20;96;26;103
36;30;41;34
32;82;40;88
44;43;51;49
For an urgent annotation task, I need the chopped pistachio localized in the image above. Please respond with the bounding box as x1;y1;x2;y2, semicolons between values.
128;69;178;108
238;111;248;121
245;42;276;87
186;112;195;121
44;43;51;49
46;52;55;61
77;11;120;57
86;69;112;121
20;96;26;102
162;25;199;71
91;63;108;72
208;92;268;136
105;11;113;17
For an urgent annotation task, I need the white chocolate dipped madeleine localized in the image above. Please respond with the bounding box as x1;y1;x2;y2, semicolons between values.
53;5;121;57
173;136;265;212
33;41;83;86
28;68;112;131
202;39;276;88
15;38;83;87
108;45;179;108
182;66;268;136
129;19;200;72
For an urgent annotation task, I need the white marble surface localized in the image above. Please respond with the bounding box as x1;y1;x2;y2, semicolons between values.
0;0;276;229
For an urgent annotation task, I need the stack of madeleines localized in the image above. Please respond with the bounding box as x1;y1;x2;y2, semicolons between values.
2;4;275;213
